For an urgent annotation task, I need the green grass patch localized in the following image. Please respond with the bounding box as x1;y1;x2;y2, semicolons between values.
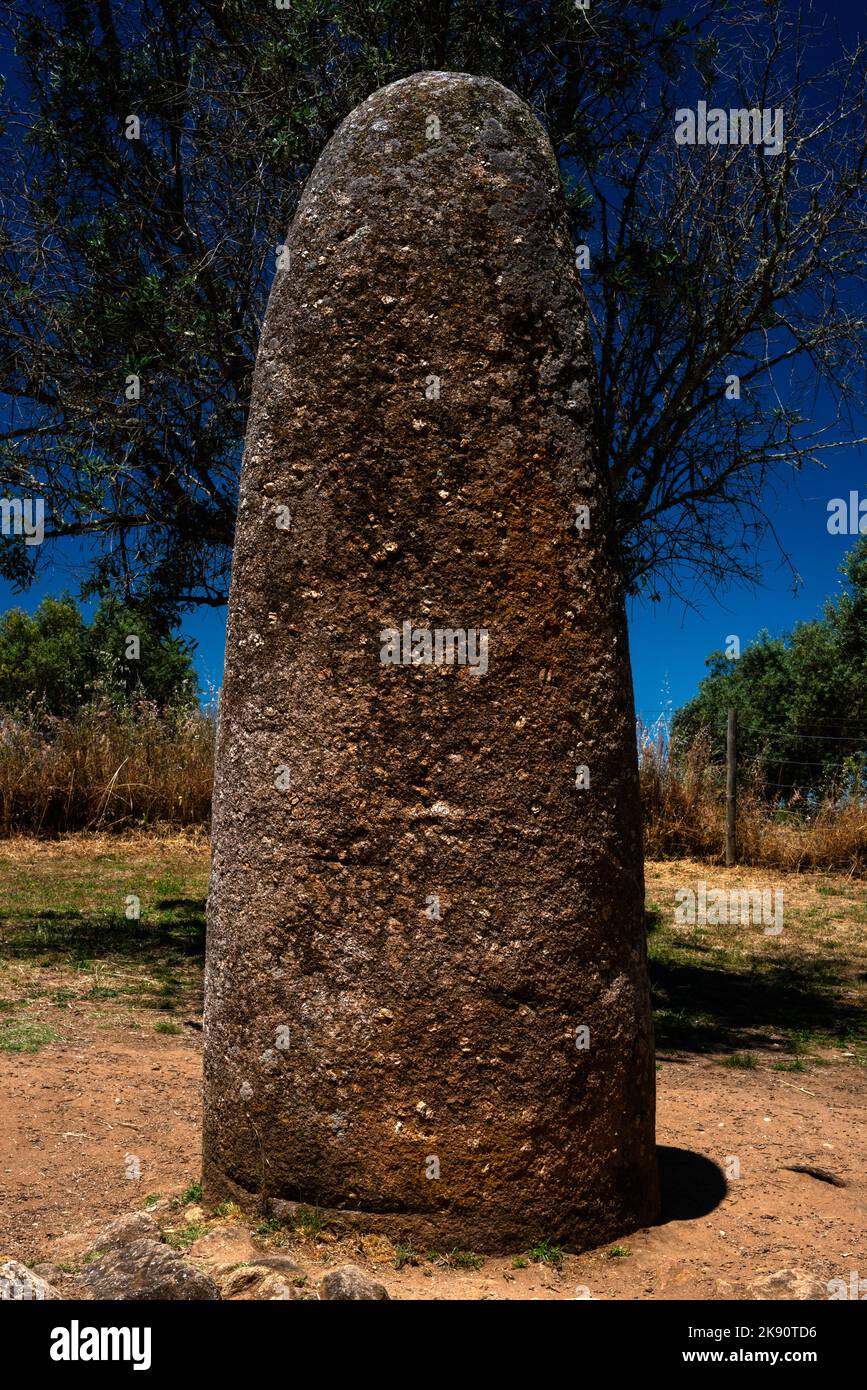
255;1216;283;1236
717;1052;758;1069
0;851;207;973
213;1201;238;1218
0;842;209;1036
394;1243;419;1269
647;880;867;1058
527;1238;564;1266
0;1019;58;1053
292;1205;343;1239
163;1224;208;1252
445;1249;484;1270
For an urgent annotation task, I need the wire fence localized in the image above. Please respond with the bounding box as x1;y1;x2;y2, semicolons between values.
635;706;867;810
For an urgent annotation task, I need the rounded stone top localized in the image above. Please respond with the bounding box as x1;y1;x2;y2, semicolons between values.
298;67;560;213
343;67;550;131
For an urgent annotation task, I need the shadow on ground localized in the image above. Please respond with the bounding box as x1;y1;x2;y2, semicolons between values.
0;897;206;965
650;951;865;1054
656;1145;727;1223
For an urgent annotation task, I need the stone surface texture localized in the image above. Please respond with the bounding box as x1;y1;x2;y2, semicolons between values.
82;1239;221;1300
203;70;657;1250
85;1210;161;1254
319;1264;390;1301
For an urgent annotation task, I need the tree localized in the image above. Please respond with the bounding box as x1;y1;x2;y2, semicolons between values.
1;0;866;618
0;593;198;714
84;595;199;709
0;595;87;716
673;537;867;797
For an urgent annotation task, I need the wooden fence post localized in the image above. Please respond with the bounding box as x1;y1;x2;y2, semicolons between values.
726;706;737;867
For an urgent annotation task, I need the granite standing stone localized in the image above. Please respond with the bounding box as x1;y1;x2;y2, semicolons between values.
203;70;658;1250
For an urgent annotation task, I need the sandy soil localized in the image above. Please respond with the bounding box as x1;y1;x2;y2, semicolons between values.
0;1024;863;1299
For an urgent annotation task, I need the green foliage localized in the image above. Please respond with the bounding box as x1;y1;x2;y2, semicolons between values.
673;538;867;798
291;1204;341;1239
393;1243;419;1269
0;597;86;717
254;1216;283;1236
527;1238;564;1265
85;599;198;712
717;1053;758;1070
163;1223;208;1251
0;593;197;716
445;1249;484;1270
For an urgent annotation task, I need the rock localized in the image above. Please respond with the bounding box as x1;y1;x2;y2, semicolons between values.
749;1268;828;1300
712;1279;740;1300
86;1210;161;1254
82;1239;220;1300
0;1258;60;1300
222;1266;300;1300
202;68;656;1253
319;1265;390;1301
247;1254;305;1276
187;1224;261;1271
31;1262;63;1283
784;1164;846;1187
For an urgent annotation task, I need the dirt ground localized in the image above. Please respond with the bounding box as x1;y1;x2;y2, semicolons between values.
0;837;864;1300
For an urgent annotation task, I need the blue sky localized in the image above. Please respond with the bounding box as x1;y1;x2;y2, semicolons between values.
627;457;865;723
1;0;865;722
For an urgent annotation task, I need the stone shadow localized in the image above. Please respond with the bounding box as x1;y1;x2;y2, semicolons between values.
656;1145;727;1223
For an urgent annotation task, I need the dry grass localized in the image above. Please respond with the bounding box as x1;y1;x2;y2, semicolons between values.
0;707;214;836
2;705;867;876
640;730;867;874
